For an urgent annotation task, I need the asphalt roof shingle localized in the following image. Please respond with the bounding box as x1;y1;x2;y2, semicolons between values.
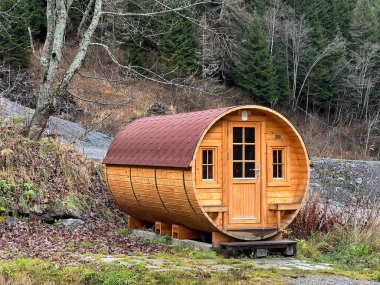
103;107;233;168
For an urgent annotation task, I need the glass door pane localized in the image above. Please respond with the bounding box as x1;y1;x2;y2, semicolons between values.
232;127;256;179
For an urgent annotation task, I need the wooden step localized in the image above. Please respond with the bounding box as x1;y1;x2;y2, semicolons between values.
220;239;296;250
219;239;297;258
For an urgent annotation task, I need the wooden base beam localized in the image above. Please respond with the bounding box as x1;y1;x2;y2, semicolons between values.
268;231;283;240
155;221;172;236
172;224;201;240
128;216;152;229
211;232;238;248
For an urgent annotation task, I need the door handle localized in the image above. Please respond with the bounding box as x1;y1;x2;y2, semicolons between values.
254;165;260;177
248;165;260;177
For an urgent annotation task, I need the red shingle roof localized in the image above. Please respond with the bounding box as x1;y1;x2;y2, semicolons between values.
103;107;233;168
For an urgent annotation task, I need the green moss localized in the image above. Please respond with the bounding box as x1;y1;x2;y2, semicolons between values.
0;257;284;285
81;242;94;247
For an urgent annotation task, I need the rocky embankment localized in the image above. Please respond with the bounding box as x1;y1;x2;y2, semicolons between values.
310;157;380;205
0;98;112;160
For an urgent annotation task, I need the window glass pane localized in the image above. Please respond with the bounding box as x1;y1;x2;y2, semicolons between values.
208;150;213;165
245;162;255;178
273;165;277;178
233;162;243;178
273;150;277;163
202;150;207;164
233;145;243;160
278;164;283;178
202;165;207;179
208;165;213;179
233;127;242;143
245;128;255;143
245;145;255;160
278;150;282;164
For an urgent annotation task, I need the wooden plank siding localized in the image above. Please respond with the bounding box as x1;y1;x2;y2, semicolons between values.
194;109;309;232
106;106;309;241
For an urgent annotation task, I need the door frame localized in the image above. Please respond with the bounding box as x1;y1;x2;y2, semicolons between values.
226;121;263;228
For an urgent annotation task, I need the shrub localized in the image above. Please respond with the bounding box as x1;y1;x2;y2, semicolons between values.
288;193;342;238
116;227;133;237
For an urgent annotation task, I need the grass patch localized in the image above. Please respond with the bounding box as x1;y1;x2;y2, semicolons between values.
294;222;380;281
0;257;287;285
116;226;133;237
81;242;94;247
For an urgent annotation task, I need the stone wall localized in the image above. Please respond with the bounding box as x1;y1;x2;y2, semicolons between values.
310;157;380;206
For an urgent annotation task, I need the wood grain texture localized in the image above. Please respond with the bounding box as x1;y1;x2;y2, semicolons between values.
192;106;309;238
105;105;309;241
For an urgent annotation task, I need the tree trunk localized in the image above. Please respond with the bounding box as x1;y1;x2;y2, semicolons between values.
27;0;102;141
27;83;56;140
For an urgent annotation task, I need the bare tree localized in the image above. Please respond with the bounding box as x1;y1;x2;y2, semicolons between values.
293;37;346;110
348;42;379;122
207;0;250;81
281;15;311;102
364;109;380;156
196;13;219;80
263;0;287;56
27;0;102;140
27;0;212;140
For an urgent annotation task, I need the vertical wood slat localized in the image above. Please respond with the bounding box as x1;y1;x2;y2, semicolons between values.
106;106;310;241
106;166;152;221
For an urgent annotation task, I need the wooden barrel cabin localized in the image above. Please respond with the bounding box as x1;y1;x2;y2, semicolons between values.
103;106;309;245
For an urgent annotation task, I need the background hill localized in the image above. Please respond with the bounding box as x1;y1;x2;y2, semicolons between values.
0;0;379;159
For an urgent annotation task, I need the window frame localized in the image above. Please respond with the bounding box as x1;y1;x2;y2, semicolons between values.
272;149;285;180
196;146;220;188
202;149;215;181
267;143;291;187
232;126;257;180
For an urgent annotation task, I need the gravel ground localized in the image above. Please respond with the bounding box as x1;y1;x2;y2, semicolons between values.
289;274;380;285
75;255;380;285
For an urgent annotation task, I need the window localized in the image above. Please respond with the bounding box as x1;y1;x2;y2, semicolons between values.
202;149;214;180
232;127;256;179
272;149;284;179
267;144;290;186
196;146;220;187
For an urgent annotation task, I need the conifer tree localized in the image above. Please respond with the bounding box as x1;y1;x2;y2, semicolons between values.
245;0;268;14
159;16;197;76
235;13;277;105
0;0;45;68
350;0;379;44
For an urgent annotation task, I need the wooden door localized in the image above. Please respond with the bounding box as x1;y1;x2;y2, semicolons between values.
227;122;261;227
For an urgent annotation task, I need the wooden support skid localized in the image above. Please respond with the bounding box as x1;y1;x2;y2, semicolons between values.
172;224;201;240
155;221;172;236
211;232;238;248
128;216;153;229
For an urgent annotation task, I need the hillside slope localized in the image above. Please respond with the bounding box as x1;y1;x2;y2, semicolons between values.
0;122;168;260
